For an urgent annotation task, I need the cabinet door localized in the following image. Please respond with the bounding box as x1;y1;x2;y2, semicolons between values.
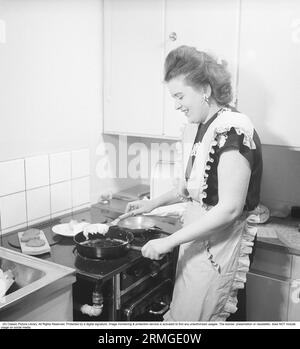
250;247;292;279
288;279;300;321
246;272;290;321
104;0;165;136
238;0;300;147
163;0;240;138
288;255;300;320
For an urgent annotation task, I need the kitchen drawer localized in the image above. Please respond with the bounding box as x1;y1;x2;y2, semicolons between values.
250;247;292;279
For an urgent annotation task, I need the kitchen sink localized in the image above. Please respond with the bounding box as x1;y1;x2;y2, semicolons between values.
0;257;45;295
0;247;76;320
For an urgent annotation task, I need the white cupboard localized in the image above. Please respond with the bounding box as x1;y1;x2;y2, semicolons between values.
103;0;165;136
238;0;300;147
103;0;240;139
103;0;300;147
163;0;240;138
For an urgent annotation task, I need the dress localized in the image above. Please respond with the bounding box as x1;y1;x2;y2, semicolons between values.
163;107;262;322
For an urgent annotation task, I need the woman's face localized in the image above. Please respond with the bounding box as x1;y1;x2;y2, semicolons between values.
167;75;209;124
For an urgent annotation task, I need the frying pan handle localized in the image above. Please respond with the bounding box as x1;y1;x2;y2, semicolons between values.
151;226;162;231
128;245;142;251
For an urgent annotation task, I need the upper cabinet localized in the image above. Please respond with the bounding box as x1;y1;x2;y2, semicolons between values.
103;0;240;139
103;0;300;147
163;0;240;138
238;0;300;147
103;0;165;137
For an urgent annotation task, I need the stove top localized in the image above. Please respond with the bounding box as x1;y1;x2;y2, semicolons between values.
74;227;168;281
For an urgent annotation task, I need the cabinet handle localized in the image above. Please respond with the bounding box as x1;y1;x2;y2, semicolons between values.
169;32;177;41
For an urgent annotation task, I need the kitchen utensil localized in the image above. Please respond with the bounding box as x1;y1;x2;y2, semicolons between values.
73;227;139;260
114;215;159;232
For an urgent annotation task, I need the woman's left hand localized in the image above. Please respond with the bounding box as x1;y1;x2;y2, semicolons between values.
141;237;173;260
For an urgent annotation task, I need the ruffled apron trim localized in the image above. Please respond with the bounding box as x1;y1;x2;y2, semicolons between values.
212;222;257;321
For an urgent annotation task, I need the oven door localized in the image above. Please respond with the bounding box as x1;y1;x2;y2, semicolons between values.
122;279;172;321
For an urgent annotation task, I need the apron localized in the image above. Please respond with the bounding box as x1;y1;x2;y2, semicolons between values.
163;110;258;322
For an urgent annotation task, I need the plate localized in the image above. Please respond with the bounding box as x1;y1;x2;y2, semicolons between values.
52;222;89;237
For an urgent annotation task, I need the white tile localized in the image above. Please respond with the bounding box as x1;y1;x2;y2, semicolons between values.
49;152;71;184
72;149;90;178
50;181;72;214
2;222;28;236
72;177;90;207
28;216;51;227
25;155;49;190
0;159;25;196
27;186;51;221
51;209;73;219
73;203;91;212
0;192;27;229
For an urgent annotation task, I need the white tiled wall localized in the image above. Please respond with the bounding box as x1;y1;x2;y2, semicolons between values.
72;177;90;208
27;186;51;222
50;152;72;184
0;159;25;196
72;149;90;178
0;192;27;229
0;149;91;235
25;155;49;190
50;181;72;215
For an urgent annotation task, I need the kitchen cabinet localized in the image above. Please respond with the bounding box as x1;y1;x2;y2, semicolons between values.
250;247;292;279
103;0;165;137
163;0;240;138
246;272;290;321
246;245;300;320
103;0;240;139
238;0;300;148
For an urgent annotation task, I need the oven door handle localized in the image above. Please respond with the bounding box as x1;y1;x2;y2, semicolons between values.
123;279;171;320
148;301;169;315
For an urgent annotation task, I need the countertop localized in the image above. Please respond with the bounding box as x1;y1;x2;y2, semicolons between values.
254;216;300;255
0;204;181;281
1;202;300;271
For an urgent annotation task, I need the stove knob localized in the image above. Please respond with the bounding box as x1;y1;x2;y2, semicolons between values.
150;261;160;278
132;268;143;278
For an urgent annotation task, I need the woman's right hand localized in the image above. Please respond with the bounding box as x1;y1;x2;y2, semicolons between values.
118;199;156;220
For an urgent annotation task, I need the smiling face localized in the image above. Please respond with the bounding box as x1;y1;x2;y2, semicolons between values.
167;75;210;124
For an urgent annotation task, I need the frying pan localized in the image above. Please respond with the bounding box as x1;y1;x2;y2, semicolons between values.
112;215;160;232
73;226;140;259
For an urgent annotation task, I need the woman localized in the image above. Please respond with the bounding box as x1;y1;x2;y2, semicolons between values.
122;45;262;321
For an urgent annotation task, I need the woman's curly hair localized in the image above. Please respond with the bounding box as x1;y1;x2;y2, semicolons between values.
164;45;233;105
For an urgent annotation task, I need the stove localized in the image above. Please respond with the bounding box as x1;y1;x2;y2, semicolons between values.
72;206;178;321
73;228;167;281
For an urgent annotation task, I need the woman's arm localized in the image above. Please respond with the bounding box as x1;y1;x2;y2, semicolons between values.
141;149;251;259
120;187;185;219
151;187;187;208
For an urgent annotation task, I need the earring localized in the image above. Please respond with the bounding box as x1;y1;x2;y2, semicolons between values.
203;95;209;104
